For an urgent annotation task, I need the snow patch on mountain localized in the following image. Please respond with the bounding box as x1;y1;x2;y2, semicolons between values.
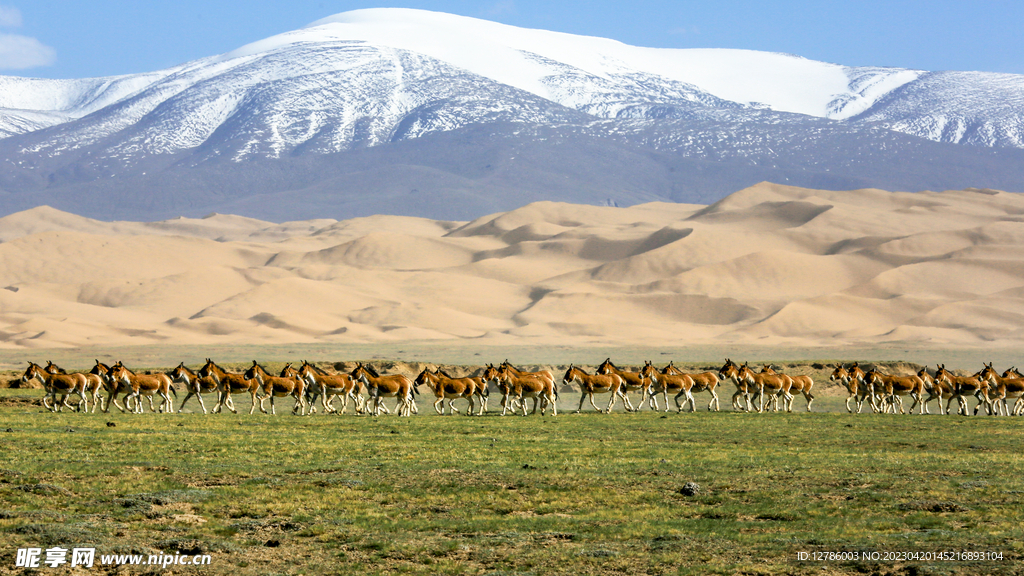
297;9;903;118
0;6;1021;160
854;71;1024;148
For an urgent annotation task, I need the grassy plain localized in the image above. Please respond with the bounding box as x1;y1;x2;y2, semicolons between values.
2;379;1023;575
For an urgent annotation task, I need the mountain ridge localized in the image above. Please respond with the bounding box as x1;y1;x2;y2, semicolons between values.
0;8;1022;222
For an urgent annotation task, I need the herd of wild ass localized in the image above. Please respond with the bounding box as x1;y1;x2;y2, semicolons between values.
17;357;1024;418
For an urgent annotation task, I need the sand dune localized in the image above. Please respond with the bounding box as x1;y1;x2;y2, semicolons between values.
3;182;1024;350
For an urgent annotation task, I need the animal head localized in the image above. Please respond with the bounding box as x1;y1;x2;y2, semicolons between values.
90;360;111;377
197;358;218;379
482;364;500;382
562;364;581;384
243;361;267;381
278;363;301;378
1001;366;1022;379
596;358;618;375
847;363;866;379
170;362;193;383
979;363;998;382
297;362;318;383
414;367;435;387
718;360;741;380
736;363;755;383
829;365;849;383
639;361;657;382
863;368;883;384
108;362;133;384
44;361;66;374
21;361;44;383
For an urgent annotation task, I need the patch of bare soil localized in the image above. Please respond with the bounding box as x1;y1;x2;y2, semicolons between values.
0;396;41;408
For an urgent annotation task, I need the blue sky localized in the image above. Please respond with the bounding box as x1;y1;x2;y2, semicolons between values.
4;1;1023;79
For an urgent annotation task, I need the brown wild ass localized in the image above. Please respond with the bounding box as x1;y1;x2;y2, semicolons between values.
499;361;555;390
562;365;626;414
829;363;874;413
492;361;553;414
758;365;814;412
196;359;260;414
596;358;647;412
38;361;74;412
717;359;753;411
351;363;415;416
298;361;365;414
639;362;696;412
414;368;487;415
484;364;521;415
170;363;219;414
21;362;89;412
494;364;556;416
863;368;926;415
934;365;990;416
979;363;1024;416
737;363;792;413
89;360;135;413
107;362;177;413
662;361;722;411
917;367;954;415
44;361;107;413
243;361;308;416
92;360;141;414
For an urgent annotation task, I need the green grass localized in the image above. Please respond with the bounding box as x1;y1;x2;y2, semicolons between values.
1;396;1023;575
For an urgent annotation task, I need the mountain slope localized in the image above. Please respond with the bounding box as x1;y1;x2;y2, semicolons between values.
0;8;1022;222
852;71;1024;148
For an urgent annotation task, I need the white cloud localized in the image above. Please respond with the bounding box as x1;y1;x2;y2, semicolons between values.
0;5;22;28
0;33;56;69
0;6;55;70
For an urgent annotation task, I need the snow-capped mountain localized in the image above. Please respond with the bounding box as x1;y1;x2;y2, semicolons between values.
851;71;1024;148
0;8;1022;221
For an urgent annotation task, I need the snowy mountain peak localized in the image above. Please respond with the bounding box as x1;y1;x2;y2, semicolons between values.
0;7;1022;163
219;7;910;119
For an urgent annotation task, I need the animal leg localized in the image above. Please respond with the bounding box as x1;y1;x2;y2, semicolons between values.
603;392;616;414
195;393;208;414
178;393;194;413
575;393;587;414
621;393;635;413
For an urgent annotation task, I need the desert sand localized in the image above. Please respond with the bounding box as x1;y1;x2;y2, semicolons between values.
2;182;1024;353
